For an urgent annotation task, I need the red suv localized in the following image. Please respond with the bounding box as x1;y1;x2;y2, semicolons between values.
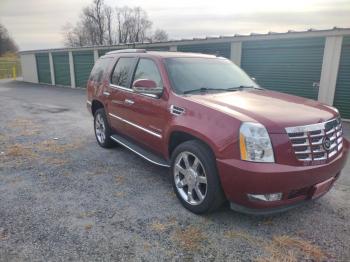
87;49;349;214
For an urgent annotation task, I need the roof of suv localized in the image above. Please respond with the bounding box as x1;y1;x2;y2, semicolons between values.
102;49;218;59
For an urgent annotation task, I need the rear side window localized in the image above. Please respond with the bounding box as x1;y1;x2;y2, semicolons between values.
111;57;136;88
89;57;112;82
133;59;163;87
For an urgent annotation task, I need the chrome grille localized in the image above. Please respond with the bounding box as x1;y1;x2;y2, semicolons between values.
286;118;343;162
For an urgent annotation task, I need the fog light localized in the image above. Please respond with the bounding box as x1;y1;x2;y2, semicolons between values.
248;193;282;202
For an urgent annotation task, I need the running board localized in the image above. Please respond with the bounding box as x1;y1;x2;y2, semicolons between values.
110;134;170;168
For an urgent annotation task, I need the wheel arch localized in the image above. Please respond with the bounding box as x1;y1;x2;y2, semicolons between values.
91;99;105;116
167;128;217;160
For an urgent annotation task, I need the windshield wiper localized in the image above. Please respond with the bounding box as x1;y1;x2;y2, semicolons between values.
231;85;263;90
183;87;238;94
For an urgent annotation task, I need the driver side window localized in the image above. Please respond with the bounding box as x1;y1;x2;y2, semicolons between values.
134;59;163;87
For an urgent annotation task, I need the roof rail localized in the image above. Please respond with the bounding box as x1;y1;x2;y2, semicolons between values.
106;49;147;55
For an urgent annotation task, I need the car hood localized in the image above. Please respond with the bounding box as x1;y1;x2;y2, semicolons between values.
184;89;338;134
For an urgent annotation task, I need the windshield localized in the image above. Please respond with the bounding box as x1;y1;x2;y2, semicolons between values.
164;57;258;94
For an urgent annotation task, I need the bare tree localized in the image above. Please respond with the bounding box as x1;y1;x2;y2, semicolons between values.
115;6;152;43
104;5;113;45
83;0;105;45
63;0;168;47
0;23;18;55
62;23;80;47
116;6;134;43
152;29;168;42
132;7;152;42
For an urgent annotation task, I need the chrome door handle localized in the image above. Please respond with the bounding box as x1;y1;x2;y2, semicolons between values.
103;91;110;96
124;99;134;105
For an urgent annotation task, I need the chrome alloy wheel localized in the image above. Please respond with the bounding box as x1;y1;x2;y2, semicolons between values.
95;114;106;144
174;151;208;205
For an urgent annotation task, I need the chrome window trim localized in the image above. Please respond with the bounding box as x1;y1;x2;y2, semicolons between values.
109;84;158;99
110;83;131;92
109;113;162;138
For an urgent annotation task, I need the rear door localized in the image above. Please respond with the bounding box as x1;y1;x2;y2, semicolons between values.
107;57;138;135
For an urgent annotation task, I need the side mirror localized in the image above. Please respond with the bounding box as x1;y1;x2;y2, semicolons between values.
132;79;163;96
251;77;256;82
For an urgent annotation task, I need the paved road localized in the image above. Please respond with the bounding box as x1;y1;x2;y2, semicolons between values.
0;80;349;261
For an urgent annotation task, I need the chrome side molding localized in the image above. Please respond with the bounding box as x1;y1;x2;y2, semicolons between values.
109;113;162;138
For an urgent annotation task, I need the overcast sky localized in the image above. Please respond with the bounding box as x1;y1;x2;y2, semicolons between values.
0;0;349;51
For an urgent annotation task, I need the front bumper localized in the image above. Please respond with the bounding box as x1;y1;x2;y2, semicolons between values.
216;138;349;214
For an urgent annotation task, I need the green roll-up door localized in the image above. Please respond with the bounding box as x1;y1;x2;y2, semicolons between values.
241;37;325;100
178;42;231;58
52;52;70;86
36;53;51;84
73;51;94;88
334;37;350;119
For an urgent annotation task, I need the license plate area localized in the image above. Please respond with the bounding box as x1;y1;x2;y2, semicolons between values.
311;177;334;199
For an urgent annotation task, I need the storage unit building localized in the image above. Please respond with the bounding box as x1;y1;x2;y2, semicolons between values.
333;36;350;119
20;28;350;119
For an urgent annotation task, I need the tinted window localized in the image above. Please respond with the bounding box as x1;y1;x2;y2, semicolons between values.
164;57;258;94
111;57;136;88
134;59;163;87
89;57;112;82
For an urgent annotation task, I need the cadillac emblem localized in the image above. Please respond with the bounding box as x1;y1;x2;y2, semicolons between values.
323;136;331;151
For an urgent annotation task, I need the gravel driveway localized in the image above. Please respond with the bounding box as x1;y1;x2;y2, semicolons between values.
0;80;349;261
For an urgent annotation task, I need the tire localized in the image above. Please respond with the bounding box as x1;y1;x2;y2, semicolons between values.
94;108;115;148
171;140;225;214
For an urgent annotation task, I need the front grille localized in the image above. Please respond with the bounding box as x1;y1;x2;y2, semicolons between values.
286;117;343;162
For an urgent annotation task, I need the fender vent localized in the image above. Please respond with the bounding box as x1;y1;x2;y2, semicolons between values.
170;105;185;116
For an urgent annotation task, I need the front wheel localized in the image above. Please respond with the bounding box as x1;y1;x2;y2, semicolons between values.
94;108;115;148
171;140;225;214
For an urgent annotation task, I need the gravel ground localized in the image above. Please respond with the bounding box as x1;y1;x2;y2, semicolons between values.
0;80;349;262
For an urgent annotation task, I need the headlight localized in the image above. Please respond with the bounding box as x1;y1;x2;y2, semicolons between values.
239;122;274;162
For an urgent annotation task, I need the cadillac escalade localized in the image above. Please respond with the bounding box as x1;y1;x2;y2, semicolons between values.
86;49;349;214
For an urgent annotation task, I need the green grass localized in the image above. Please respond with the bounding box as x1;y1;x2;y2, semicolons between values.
0;56;21;79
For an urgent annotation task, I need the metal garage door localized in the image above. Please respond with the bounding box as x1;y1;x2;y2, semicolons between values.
52;52;70;86
241;37;325;100
333;36;350;119
73;51;94;88
36;53;51;84
178;42;231;59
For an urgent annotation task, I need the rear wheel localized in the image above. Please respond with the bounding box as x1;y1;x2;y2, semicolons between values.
171;140;225;214
94;108;115;148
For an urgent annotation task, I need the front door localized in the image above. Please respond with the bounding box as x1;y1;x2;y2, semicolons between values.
111;57;170;155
